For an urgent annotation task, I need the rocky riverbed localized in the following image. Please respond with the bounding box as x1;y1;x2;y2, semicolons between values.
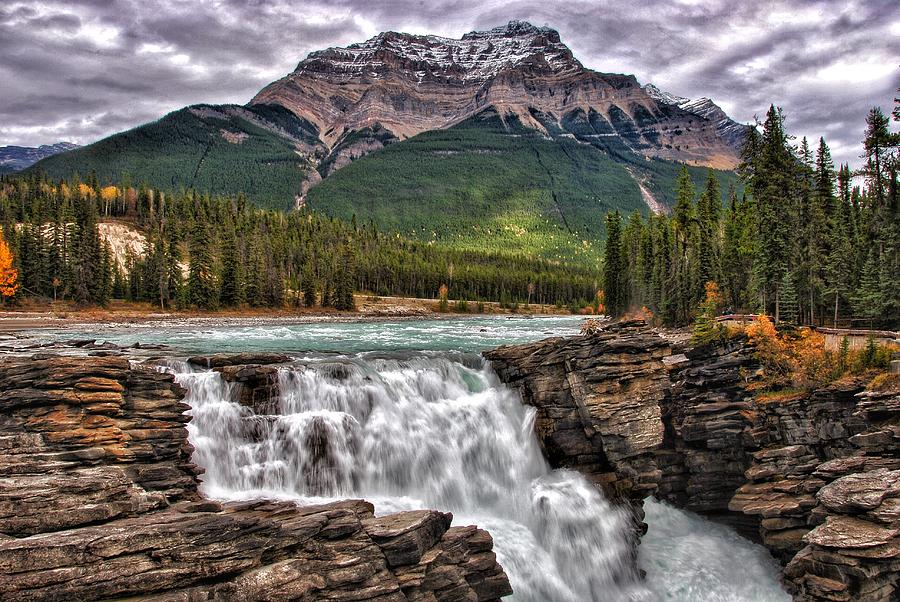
484;320;899;601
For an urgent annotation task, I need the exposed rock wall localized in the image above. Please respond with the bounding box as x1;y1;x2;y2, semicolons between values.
0;354;511;601
485;321;899;601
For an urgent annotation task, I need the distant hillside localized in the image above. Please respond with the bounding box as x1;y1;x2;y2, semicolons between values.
29;105;319;211
0;142;78;174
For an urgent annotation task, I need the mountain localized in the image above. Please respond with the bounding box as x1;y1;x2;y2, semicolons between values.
1;142;79;174
30;21;748;262
254;21;743;174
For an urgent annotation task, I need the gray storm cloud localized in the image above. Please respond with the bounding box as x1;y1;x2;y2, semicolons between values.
1;0;897;166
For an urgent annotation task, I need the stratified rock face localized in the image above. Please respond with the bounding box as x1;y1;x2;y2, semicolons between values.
485;319;669;498
485;320;900;601
0;354;511;602
252;21;744;169
643;84;747;151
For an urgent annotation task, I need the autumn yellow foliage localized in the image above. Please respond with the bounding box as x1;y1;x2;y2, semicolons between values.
0;230;19;300
100;186;119;202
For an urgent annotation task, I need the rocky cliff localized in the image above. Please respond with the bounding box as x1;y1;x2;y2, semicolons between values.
0;353;511;601
253;21;744;171
485;321;899;601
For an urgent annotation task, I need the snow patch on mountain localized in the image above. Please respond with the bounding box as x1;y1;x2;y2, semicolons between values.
297;20;580;82
644;84;748;148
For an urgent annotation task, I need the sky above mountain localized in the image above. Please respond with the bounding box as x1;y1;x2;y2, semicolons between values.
1;0;897;167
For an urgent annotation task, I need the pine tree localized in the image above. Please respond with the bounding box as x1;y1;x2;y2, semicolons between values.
697;170;721;287
852;249;884;326
188;222;219;310
71;191;103;305
333;251;356;311
219;223;244;307
779;270;799;325
302;265;317;307
748;105;796;319
825;191;855;327
603;211;626;316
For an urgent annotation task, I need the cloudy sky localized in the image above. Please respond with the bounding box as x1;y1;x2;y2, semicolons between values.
2;0;898;166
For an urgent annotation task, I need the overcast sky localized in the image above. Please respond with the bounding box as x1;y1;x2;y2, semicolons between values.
2;0;897;166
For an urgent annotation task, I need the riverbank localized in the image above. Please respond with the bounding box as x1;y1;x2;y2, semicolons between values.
0;295;576;332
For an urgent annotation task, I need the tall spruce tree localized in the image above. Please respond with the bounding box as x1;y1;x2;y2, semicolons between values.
188;222;219;310
697;170;722;287
603;211;626;316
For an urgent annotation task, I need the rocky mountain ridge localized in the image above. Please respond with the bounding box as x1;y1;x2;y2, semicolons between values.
253;21;746;171
0;142;78;174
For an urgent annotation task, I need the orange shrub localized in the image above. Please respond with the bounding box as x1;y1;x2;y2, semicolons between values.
0;230;19;300
746;315;792;384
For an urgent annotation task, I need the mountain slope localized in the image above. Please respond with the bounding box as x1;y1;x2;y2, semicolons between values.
1;142;79;174
307;107;739;265
32;105;323;210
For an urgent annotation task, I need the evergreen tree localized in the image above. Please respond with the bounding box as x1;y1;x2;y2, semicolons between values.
188;222;219;309
302;265;317;307
825;191;855;327
603;211;626;316
697;170;722;287
748;105;796;319
333;250;356;311
779;270;798;325
219;223;244;307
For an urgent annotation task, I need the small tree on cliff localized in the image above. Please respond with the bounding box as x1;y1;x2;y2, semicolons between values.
0;230;19;304
692;281;727;345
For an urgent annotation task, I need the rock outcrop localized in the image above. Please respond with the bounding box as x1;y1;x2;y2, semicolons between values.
0;354;511;601
485;320;899;601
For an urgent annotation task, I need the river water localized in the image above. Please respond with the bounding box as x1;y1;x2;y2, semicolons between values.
40;316;789;601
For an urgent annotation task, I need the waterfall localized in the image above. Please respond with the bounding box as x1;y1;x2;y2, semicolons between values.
171;353;652;602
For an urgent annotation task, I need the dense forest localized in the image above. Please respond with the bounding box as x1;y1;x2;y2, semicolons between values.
602;105;899;329
2;101;896;324
0;174;601;311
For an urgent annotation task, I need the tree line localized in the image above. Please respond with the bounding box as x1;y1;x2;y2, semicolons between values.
602;104;899;328
0;175;602;310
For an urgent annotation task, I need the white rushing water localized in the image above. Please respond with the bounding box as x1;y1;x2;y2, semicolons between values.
128;318;789;601
172;353;651;601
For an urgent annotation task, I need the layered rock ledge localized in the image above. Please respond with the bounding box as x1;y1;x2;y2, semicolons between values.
0;354;511;601
485;320;899;601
